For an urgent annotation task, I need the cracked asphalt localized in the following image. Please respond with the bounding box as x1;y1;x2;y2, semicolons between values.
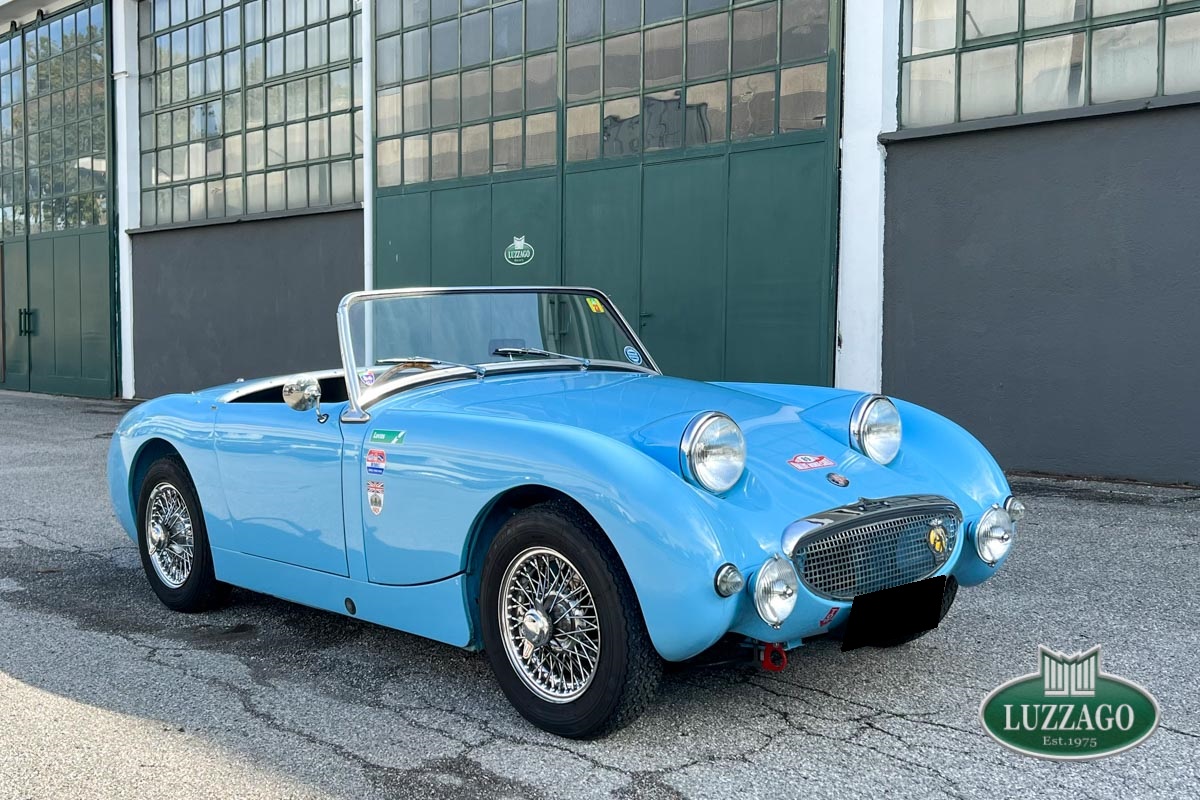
0;390;1197;800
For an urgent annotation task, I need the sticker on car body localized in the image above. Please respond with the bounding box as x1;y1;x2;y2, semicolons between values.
369;429;406;445
361;370;376;386
367;481;384;515
366;449;386;475
788;454;836;471
819;607;841;627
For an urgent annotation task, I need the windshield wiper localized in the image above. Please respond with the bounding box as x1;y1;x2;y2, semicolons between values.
493;347;590;370
376;356;486;379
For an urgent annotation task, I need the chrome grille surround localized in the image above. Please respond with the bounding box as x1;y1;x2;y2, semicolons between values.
782;495;962;602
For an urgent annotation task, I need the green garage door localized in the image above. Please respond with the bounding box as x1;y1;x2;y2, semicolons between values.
0;2;115;398
374;0;839;384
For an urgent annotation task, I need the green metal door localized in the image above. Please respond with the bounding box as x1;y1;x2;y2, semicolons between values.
373;0;840;385
0;2;116;398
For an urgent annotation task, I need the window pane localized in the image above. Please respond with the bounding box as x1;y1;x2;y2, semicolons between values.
432;73;459;125
492;117;521;171
377;137;401;185
901;53;954;126
960;44;1015;120
432;20;458;73
526;52;557;109
432;0;457;19
1093;0;1157;18
462;66;490;120
1165;13;1200;96
779;62;825;130
686;80;726;145
645;0;682;25
494;2;524;60
462;11;490;67
432;129;458;179
403;28;429;80
567;0;601;43
404;134;429;183
733;4;778;72
1025;0;1084;30
527;0;558;51
404;80;430;130
493;60;522;115
1091;20;1159;104
377;0;401;34
567;42;600;101
730;72;774;139
643;89;681;150
566;102;599;160
687;14;728;81
604;33;639;96
1022;33;1085;113
782;0;828;62
331;158;353;202
689;0;724;14
964;0;1017;41
645;23;682;88
404;0;430;26
904;0;956;56
606;0;639;34
331;112;352;154
602;96;638;156
377;35;401;85
525;111;555;166
461;122;489;175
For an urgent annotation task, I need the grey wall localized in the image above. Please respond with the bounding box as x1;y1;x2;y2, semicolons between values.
131;210;363;398
883;105;1200;486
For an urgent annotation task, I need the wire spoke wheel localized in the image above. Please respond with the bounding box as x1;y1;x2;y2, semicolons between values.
499;546;601;703
145;482;194;589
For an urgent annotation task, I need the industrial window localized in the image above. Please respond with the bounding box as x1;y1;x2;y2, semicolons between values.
375;0;830;187
0;2;108;237
138;0;365;227
900;0;1200;128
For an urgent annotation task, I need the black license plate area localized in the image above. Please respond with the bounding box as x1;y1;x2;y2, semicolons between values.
841;576;948;651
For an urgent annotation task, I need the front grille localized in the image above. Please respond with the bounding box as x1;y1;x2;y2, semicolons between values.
790;506;959;601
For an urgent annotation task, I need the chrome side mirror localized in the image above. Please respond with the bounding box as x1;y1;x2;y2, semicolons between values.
282;374;328;423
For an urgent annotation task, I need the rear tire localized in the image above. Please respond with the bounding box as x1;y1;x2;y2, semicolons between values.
136;455;227;613
480;501;661;738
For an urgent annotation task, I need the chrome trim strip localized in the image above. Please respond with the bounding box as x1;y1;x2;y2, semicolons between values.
335;286;662;422
781;494;961;559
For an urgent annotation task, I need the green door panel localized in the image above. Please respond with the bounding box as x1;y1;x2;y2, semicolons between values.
492;176;560;286
640;156;728;380
79;231;112;382
431;186;491;286
376;193;431;288
726;144;831;385
563;166;641;319
0;242;29;391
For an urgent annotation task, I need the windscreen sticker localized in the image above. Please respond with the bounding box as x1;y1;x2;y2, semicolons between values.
623;346;643;365
367;481;384;515
361;370;376;386
788;454;836;471
369;429;406;445
586;297;605;313
366;449;386;475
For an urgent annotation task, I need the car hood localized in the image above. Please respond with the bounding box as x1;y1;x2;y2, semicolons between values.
394;370;935;511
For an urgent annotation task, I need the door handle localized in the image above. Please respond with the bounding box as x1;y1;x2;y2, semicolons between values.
26;308;35;336
17;308;26;336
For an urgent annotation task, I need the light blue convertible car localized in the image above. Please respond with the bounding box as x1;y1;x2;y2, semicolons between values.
108;287;1023;738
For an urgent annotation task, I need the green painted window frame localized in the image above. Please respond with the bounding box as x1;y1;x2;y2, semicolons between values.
0;1;110;238
898;0;1200;128
137;0;365;228
374;0;834;190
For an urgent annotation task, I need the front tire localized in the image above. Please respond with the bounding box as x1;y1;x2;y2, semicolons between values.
480;501;661;738
136;455;227;612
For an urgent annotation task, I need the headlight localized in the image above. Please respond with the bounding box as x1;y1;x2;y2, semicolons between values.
680;412;746;494
753;554;799;628
851;395;902;465
975;505;1014;565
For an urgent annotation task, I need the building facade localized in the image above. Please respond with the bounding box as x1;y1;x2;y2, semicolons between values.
0;0;1196;484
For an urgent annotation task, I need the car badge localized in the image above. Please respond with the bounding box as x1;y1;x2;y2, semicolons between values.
826;472;850;488
927;522;948;555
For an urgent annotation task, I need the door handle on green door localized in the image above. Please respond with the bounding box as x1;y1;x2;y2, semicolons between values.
639;311;653;328
17;308;27;336
26;308;35;336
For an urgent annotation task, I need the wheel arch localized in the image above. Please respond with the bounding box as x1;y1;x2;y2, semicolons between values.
128;438;185;519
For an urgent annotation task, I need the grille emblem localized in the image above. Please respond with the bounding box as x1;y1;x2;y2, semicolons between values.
826;472;850;487
927;522;948;555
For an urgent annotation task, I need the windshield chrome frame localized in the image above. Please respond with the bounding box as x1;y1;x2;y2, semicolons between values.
336;286;661;423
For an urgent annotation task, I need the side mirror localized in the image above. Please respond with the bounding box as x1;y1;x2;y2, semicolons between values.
282;374;328;423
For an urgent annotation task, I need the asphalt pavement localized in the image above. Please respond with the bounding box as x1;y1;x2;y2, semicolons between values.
0;390;1196;799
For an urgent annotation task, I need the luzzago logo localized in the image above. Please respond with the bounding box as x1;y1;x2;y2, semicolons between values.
980;646;1159;760
504;236;535;266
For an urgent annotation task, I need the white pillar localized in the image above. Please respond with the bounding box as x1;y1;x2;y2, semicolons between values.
112;0;140;398
361;0;375;291
835;0;900;393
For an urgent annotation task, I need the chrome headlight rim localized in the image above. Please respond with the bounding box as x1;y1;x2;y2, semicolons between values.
752;554;799;629
974;504;1015;566
679;411;747;494
850;394;902;465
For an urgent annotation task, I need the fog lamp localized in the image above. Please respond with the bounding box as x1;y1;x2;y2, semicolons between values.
753;554;799;628
975;505;1015;565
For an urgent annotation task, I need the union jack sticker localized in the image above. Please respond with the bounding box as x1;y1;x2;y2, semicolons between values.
367;481;384;515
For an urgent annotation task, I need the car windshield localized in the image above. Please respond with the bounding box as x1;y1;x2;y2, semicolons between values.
342;289;650;394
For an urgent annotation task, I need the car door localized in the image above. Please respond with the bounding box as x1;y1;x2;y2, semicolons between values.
213;402;349;576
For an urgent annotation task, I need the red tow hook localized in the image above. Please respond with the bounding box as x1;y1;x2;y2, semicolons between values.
760;642;788;672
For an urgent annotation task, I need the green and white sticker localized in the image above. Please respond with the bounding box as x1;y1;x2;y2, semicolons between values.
504;236;534;266
369;429;406;445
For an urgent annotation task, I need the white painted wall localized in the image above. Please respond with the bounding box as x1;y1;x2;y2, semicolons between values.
113;0;140;398
835;0;901;393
